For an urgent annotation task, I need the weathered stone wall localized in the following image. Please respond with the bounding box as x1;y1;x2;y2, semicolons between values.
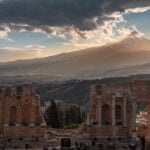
88;83;134;137
86;127;128;137
3;127;46;138
87;80;150;146
0;84;46;138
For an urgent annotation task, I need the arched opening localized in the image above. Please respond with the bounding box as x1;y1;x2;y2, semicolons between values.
0;89;2;94
35;106;40;125
22;104;30;125
140;137;145;150
102;104;111;126
16;86;23;95
136;101;147;133
115;105;122;125
137;101;147;113
10;106;17;125
5;87;11;96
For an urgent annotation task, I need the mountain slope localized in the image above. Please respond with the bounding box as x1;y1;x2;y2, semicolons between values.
0;34;150;78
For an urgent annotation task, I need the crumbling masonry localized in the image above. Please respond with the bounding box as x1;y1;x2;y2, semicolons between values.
0;84;46;138
86;80;150;149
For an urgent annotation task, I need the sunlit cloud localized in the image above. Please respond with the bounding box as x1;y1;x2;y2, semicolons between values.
0;0;149;62
0;0;149;37
125;6;150;14
0;45;47;62
0;25;13;41
25;45;46;49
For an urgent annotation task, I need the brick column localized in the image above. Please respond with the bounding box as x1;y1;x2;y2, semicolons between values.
86;113;90;126
29;106;36;127
123;94;127;127
112;94;116;137
145;102;150;149
131;96;137;140
97;95;102;127
0;98;3;136
147;102;150;132
16;105;22;125
112;94;116;127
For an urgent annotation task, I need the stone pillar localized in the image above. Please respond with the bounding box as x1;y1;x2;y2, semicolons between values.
112;94;116;137
30;106;35;126
86;113;90;126
112;94;116;127
147;102;150;131
97;95;102;127
16;105;22;125
3;98;10;125
145;102;150;149
0;98;3;136
123;94;127;127
131;96;137;140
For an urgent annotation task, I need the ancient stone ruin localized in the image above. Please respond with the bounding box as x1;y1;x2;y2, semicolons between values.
2;81;150;149
85;80;150;149
0;84;46;138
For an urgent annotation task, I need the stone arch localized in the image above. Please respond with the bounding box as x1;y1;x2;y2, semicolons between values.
35;105;40;125
102;104;111;125
137;101;147;113
10;106;17;124
22;104;30;125
16;86;23;95
136;101;148;129
0;88;2;94
115;105;122;125
5;87;11;96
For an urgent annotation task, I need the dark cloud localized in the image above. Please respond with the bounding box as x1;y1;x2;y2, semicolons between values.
0;0;149;33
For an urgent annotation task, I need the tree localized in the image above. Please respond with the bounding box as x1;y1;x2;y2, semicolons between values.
45;101;84;129
64;105;84;126
65;109;70;125
45;100;61;128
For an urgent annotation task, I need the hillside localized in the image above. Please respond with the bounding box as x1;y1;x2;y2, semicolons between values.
34;74;150;106
0;74;149;111
0;33;150;79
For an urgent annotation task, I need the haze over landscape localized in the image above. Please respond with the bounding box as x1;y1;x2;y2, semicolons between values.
0;31;150;79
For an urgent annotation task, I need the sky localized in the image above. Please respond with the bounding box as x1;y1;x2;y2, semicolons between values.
0;0;150;62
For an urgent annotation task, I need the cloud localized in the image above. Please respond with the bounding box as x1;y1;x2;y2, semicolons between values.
64;24;144;49
125;6;150;14
117;25;144;38
0;46;46;62
0;25;13;41
0;0;149;38
25;45;46;49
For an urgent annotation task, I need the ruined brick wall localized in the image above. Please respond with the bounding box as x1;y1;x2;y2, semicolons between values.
0;84;46;138
88;80;150;139
3;127;46;138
